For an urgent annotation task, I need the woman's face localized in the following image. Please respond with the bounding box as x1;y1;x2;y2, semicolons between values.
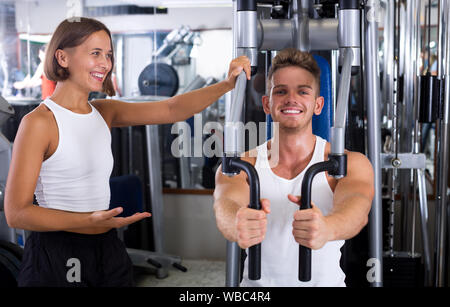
61;30;113;93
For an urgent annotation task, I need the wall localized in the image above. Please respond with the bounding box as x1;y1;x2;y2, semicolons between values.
14;0;232;34
162;193;226;261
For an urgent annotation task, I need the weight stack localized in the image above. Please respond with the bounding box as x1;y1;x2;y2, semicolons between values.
383;252;423;287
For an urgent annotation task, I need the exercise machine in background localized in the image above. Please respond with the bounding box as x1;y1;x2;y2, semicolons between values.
223;0;450;287
0;95;25;286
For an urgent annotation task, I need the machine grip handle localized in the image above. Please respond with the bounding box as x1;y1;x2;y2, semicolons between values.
248;243;261;280
299;245;311;281
248;198;262;280
299;190;312;282
228;158;262;281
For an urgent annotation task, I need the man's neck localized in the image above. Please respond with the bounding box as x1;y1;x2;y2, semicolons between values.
268;125;316;169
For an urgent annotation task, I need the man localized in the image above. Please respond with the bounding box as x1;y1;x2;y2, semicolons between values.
213;48;374;287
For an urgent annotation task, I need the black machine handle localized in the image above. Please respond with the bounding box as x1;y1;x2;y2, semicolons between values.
298;158;341;281
223;157;262;280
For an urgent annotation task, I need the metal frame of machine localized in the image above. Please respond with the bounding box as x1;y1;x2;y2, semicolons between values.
224;0;450;287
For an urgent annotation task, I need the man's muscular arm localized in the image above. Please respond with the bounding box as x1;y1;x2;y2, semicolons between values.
291;151;374;249
213;155;270;249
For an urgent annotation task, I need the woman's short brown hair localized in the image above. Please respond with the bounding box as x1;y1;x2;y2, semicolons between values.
44;17;115;96
267;48;320;96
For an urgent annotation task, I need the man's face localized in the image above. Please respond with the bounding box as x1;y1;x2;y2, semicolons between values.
262;66;324;132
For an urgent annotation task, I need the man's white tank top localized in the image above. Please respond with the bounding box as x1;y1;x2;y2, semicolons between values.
241;135;346;287
34;98;114;212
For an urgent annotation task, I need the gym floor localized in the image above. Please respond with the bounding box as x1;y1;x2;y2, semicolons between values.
133;259;226;287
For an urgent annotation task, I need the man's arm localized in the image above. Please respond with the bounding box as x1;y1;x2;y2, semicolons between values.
213;164;249;242
291;151;374;249
213;155;270;249
326;151;374;240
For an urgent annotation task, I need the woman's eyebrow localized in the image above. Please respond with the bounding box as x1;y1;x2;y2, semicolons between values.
91;47;113;53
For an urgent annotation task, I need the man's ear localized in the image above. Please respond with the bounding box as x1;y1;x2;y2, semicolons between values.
314;96;325;115
262;95;271;115
54;49;69;68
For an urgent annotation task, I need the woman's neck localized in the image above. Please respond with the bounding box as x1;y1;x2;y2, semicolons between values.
49;81;91;112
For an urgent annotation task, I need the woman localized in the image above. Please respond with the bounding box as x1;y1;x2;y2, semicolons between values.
4;17;250;287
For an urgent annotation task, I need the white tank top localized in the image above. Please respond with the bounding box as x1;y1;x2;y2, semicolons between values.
34;98;114;212
241;135;346;287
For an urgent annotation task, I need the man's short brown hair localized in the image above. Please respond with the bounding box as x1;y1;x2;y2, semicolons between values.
267;48;321;96
44;17;115;96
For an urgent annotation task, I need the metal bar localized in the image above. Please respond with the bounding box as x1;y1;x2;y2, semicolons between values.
364;0;383;287
380;153;426;169
145;125;164;255
418;168;432;286
435;0;450;287
225;240;241;287
331;48;353;155
225;0;241;287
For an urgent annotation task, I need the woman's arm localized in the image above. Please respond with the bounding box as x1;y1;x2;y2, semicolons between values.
4;111;150;233
93;56;251;128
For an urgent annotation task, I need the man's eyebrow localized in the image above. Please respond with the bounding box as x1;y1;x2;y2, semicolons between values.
272;84;313;89
273;84;287;89
297;85;313;89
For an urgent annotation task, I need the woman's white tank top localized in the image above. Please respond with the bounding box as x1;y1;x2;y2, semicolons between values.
34;98;114;212
241;135;346;287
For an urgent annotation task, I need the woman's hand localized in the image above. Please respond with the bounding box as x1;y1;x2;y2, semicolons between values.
88;207;151;229
225;56;251;90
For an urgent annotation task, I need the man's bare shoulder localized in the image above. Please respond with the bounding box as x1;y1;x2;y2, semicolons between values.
240;148;257;166
324;141;372;166
215;148;259;189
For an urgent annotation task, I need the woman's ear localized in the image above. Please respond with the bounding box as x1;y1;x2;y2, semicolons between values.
54;49;69;68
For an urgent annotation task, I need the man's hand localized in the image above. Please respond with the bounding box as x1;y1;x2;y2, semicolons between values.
288;194;333;250
225;56;251;90
89;207;151;229
235;199;270;249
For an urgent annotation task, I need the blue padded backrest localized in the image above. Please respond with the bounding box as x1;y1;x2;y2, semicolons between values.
266;54;333;141
109;175;144;217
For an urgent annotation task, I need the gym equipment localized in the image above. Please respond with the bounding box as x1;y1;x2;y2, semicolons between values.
138;62;179;97
177;75;218;189
109;174;186;278
299;47;354;281
225;0;366;286
0;94;24;286
138;25;201;97
297;0;361;281
223;71;261;284
434;0;450;286
418;1;440;124
222;0;262;286
0;240;23;287
114;96;185;279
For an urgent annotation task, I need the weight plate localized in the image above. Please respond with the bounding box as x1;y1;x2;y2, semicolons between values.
138;62;179;97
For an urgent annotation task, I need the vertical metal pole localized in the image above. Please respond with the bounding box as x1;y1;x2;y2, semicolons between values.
115;35;124;97
145;126;165;253
364;0;383;287
418;168;432;286
435;0;450;287
225;0;241;287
